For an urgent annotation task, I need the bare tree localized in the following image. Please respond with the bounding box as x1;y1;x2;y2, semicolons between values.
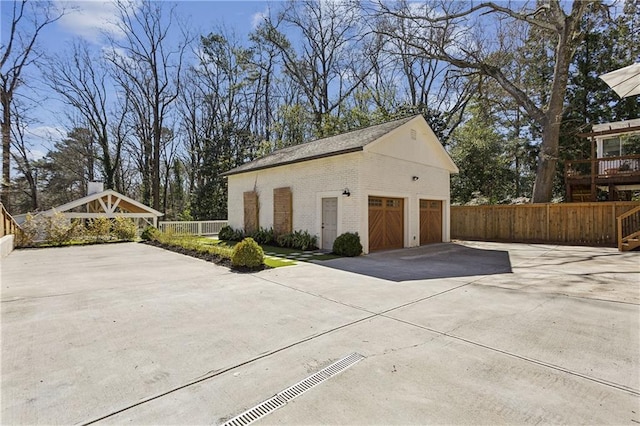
0;0;63;210
43;41;122;190
249;22;283;143
376;0;594;202
264;0;375;135
10;102;40;211
106;0;189;210
185;31;262;219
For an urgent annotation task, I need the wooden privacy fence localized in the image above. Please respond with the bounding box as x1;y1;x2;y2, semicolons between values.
0;203;20;238
451;201;640;247
158;220;228;236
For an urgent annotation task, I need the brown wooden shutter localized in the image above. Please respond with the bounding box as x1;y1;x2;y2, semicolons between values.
243;191;259;234
273;187;292;236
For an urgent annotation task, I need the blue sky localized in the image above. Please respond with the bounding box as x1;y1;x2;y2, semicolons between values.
1;0;279;158
51;1;275;42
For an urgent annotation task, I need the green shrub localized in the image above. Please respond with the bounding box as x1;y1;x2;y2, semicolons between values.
276;230;318;250
232;228;245;241
250;227;275;245
154;229;177;245
276;232;294;248
231;237;264;269
219;225;244;241
333;232;362;257
112;217;137;240
45;212;80;245
141;226;160;241
87;217;112;242
291;230;318;250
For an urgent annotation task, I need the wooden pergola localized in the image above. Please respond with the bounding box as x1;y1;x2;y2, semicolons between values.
40;189;163;227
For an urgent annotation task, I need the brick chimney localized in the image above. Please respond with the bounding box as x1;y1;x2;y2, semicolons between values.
87;181;104;195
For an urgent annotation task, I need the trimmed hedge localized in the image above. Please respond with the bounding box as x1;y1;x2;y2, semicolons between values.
231;237;264;268
332;232;362;257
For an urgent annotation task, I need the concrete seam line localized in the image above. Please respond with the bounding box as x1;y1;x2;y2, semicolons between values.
79;274;477;425
80;275;477;425
382;314;640;397
257;273;484;317
79;313;376;426
254;275;379;314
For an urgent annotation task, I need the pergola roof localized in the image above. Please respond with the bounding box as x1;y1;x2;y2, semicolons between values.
40;189;163;223
600;62;640;98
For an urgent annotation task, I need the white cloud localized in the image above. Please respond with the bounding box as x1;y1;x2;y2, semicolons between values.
55;0;128;42
26;125;65;143
27;148;47;161
251;10;268;29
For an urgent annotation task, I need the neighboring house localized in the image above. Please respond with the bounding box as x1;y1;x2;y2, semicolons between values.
565;118;640;202
223;115;459;254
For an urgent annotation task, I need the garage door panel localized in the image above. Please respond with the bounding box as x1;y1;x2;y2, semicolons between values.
369;196;404;252
420;213;429;243
385;210;403;248
420;199;442;245
368;207;385;252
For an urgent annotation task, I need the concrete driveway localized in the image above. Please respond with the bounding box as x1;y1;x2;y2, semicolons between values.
1;241;638;425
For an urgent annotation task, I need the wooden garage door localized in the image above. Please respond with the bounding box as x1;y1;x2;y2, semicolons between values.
420;199;442;245
369;197;404;252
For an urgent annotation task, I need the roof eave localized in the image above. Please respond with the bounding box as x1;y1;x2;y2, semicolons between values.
222;146;364;177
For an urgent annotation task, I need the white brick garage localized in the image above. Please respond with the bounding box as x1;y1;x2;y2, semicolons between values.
223;115;458;254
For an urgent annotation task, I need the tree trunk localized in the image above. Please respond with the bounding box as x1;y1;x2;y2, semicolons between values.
26;170;37;211
531;125;558;203
152;116;161;211
1;93;11;211
531;12;579;203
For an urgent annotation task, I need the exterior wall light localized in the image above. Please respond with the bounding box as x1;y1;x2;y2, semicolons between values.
342;188;351;197
412;176;420;181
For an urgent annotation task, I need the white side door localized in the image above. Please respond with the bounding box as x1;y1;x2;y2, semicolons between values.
322;197;338;251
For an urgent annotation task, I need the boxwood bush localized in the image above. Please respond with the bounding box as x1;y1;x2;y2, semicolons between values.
332;232;362;257
218;225;233;241
231;237;264;269
219;225;244;242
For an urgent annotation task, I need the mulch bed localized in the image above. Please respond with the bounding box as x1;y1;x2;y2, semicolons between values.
142;240;268;272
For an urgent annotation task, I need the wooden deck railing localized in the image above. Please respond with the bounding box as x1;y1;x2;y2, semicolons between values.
0;203;20;238
158;220;228;236
617;205;640;251
565;154;640;180
451;202;640;247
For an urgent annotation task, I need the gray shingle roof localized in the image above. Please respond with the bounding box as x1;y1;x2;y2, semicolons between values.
222;115;419;176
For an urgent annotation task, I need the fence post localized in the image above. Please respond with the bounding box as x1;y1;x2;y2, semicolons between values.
612;203;616;245
198;222;202;235
546;203;550;241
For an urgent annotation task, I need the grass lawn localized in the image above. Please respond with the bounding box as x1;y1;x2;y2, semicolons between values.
259;244;342;261
198;237;342;263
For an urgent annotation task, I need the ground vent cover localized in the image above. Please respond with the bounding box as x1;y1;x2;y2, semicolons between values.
222;352;365;426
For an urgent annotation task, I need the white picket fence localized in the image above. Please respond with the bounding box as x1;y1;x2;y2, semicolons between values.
158;220;228;236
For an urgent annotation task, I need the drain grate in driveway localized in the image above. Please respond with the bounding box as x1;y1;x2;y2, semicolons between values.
222;352;364;426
